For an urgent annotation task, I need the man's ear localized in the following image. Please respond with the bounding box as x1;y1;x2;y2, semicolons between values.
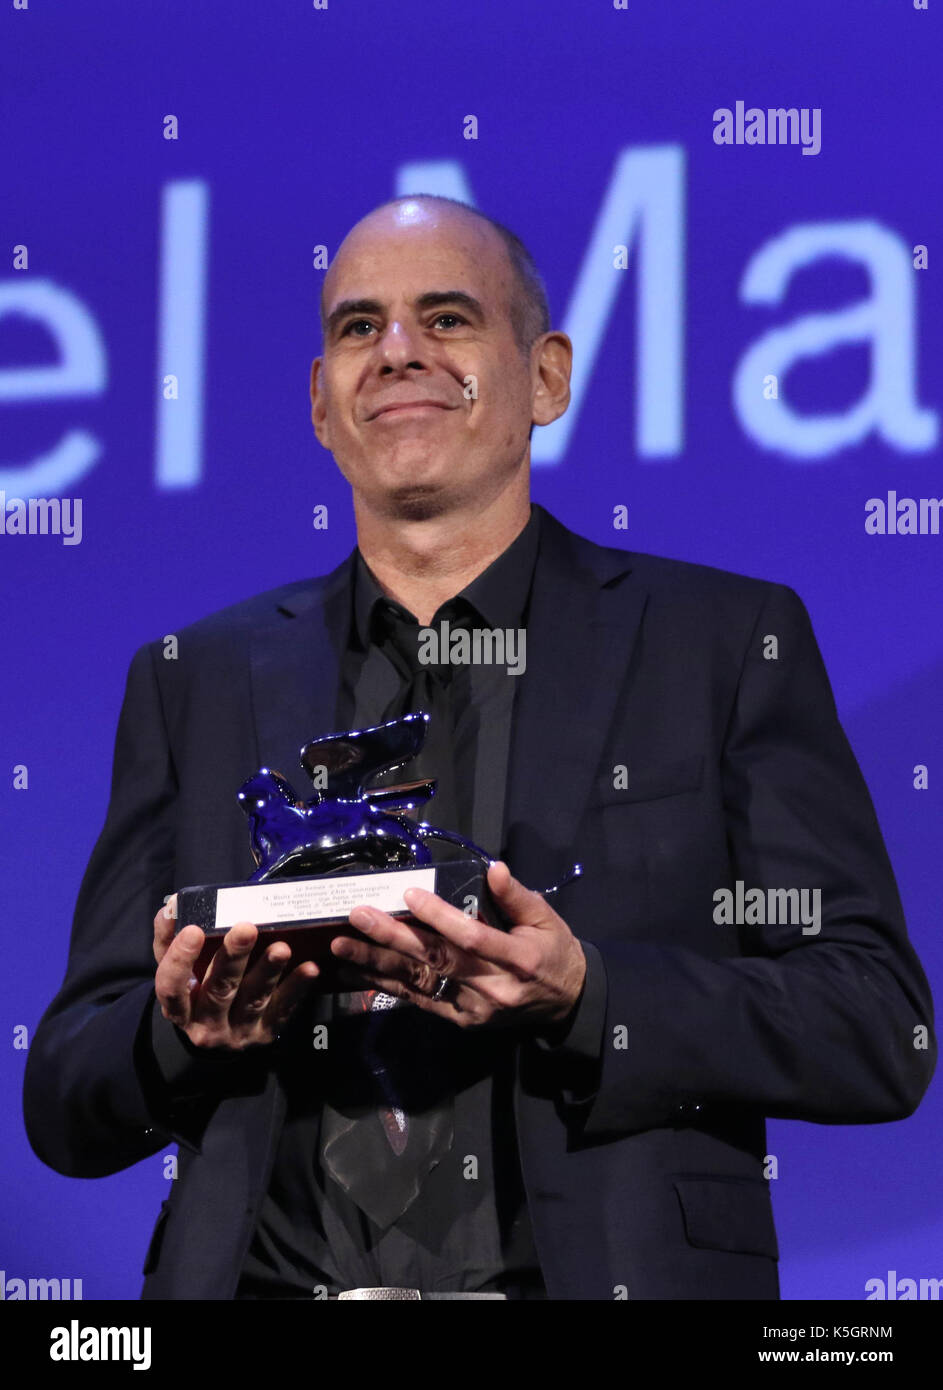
530;332;572;428
310;356;331;449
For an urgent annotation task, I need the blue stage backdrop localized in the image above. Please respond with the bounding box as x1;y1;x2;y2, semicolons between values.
1;0;940;1300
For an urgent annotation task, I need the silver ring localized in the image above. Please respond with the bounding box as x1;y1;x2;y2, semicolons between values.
431;975;451;1001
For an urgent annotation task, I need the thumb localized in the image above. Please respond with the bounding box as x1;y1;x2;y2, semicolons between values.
153;894;178;964
487;860;555;926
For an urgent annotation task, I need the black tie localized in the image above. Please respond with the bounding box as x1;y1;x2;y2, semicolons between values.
370;598;473;838
319;600;475;1228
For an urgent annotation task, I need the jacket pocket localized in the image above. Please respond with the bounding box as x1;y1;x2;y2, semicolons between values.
142;1199;171;1276
673;1175;779;1260
591;755;705;807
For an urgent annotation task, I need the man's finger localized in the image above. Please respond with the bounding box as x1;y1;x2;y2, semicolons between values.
266;960;322;1033
154;924;205;1029
345;906;459;968
195;923;258;1019
398;886;523;969
486;860;556;926
229;940;293;1027
331;933;456;994
340;965;481;1020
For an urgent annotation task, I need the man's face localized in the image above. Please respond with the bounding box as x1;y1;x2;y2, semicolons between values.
310;204;538;519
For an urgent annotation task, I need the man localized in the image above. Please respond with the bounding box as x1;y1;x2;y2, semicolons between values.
24;195;936;1301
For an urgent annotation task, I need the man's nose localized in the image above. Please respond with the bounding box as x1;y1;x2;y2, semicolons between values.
377;319;425;370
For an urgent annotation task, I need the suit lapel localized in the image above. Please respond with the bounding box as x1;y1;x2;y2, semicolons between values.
249;551;355;792
503;508;647;888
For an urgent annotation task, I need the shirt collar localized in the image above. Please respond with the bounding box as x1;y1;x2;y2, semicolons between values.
352;503;541;647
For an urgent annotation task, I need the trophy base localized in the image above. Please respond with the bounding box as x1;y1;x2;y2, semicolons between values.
175;859;499;988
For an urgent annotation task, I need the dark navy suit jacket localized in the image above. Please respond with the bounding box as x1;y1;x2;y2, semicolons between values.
23;505;936;1299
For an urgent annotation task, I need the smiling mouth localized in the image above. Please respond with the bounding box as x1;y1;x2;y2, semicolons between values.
370;403;452;420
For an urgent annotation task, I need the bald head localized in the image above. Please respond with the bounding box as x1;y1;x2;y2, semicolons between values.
319;195;550;357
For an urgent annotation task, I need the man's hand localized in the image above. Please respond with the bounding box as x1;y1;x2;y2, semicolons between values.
330;860;587;1032
153;898;319;1051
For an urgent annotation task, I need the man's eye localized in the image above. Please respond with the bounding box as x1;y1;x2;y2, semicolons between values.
340;314;464;337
